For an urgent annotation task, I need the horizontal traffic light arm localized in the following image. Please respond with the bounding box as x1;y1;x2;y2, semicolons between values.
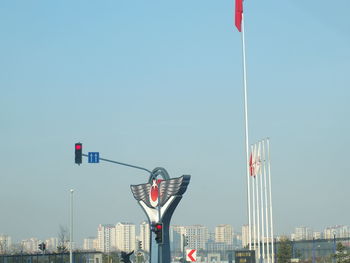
82;153;152;174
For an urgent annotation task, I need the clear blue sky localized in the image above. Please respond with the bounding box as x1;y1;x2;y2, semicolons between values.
1;0;349;244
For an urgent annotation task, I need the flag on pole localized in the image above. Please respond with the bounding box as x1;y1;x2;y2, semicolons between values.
235;0;243;32
249;144;261;177
249;145;256;177
255;143;261;175
249;151;254;176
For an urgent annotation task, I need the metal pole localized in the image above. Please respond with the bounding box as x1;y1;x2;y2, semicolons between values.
263;140;270;263
312;238;316;263
158;190;161;263
256;152;260;260
333;233;336;263
182;235;186;263
251;145;256;252
70;189;74;263
241;14;252;250
267;139;274;263
259;141;265;262
82;154;152;174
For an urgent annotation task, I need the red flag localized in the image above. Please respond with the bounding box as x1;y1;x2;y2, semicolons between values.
235;0;243;32
249;152;254;177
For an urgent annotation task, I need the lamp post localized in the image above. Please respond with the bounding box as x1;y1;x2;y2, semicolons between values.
70;189;74;263
333;232;336;263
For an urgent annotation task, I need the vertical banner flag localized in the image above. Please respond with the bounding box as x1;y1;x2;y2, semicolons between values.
235;0;243;32
255;143;261;175
249;145;256;177
249;144;262;177
249;152;254;176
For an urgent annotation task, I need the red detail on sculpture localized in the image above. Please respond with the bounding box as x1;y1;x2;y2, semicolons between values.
151;183;159;202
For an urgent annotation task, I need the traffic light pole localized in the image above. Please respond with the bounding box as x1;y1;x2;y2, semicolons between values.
82;154;152;174
76;145;185;263
182;235;186;263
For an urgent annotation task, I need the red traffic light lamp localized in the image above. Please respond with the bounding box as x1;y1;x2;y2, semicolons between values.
75;143;82;165
153;223;163;244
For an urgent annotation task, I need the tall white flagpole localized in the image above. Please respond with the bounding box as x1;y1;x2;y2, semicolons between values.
256;142;261;260
259;141;265;262
267;138;274;263
251;144;257;251
241;13;252;250
263;139;270;263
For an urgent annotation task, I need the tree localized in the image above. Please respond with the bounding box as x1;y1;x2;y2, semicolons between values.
0;235;11;255
0;240;7;255
334;242;350;263
10;243;25;254
102;252;120;263
277;237;293;263
135;252;145;263
57;225;69;253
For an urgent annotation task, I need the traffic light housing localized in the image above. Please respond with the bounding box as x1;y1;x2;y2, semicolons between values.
38;243;46;251
75;143;82;165
153;223;163;244
138;240;142;250
184;236;189;246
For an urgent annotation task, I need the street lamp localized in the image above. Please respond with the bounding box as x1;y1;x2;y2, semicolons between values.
70;189;74;263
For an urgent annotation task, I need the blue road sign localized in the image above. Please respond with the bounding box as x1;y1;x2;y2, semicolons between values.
88;152;99;163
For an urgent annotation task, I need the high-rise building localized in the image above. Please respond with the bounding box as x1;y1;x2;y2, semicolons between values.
292;226;313;241
139;221;150;252
236;233;243;247
242;225;249;248
313;232;322;240
215;224;234;245
83;237;98;251
97;224;116;252
171;226;186;253
115;222;135;252
45;237;58;251
324;225;350;239
0;235;12;253
172;226;186;236
184;225;209;251
21;238;39;253
208;232;215;242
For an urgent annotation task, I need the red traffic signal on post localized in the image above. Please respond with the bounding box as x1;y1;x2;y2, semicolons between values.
75;143;82;165
154;223;163;244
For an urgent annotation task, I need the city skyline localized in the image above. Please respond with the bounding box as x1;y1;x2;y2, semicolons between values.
2;222;349;248
1;0;350;245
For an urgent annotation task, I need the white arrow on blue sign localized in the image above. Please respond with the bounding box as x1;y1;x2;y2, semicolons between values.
88;152;99;163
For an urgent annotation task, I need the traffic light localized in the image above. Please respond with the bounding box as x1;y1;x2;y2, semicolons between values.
184;236;189;246
75;143;82;165
38;242;46;251
151;223;163;244
138;240;142;250
153;223;163;244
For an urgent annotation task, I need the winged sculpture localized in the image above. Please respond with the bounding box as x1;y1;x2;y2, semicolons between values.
130;175;190;222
